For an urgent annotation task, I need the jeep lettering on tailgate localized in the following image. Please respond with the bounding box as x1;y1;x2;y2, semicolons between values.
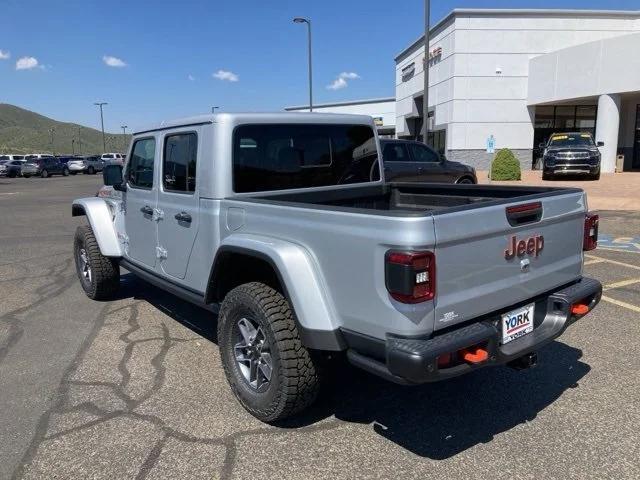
505;234;544;260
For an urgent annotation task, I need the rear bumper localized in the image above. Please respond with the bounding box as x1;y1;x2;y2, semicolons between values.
68;164;86;172
347;277;601;385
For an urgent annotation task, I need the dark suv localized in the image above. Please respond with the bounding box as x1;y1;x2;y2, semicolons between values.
33;157;70;178
380;139;477;184
541;132;602;180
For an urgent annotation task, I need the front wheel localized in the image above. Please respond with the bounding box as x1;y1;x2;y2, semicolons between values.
62;167;69;176
40;169;48;178
457;177;475;184
218;282;322;423
87;166;95;175
74;225;120;300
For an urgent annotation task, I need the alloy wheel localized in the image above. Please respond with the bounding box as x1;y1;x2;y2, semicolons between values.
78;248;92;284
234;317;273;392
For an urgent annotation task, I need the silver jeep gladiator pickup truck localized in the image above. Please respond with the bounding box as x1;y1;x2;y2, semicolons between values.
72;113;602;422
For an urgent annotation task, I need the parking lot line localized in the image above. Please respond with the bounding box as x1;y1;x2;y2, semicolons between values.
601;295;640;313
603;277;640;291
585;254;640;271
584;258;606;265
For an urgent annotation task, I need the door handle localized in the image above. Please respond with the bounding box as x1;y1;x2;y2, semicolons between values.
140;205;153;215
174;211;192;223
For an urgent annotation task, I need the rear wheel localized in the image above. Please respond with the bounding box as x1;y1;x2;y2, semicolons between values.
87;166;95;175
62;167;69;176
74;225;120;300
218;282;322;423
40;169;48;178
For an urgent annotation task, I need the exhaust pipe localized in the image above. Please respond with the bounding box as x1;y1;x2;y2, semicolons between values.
507;352;538;371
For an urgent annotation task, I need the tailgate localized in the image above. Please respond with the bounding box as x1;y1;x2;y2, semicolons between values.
432;192;585;330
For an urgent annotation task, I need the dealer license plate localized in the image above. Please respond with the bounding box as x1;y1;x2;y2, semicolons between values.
501;303;535;344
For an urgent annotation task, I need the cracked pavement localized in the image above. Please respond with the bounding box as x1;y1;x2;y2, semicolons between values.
1;175;639;479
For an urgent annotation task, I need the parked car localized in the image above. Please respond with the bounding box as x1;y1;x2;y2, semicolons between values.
0;163;6;176
541;132;602;180
0;154;26;163
34;157;69;177
84;155;106;174
25;154;56;161
72;113;601;422
67;157;87;175
6;159;37;177
101;153;124;166
380;139;477;184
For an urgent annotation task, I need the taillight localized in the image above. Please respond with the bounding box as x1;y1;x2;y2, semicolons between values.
385;250;435;303
583;213;599;251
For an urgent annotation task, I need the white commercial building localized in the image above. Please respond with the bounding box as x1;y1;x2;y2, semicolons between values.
285;97;396;137
395;9;640;172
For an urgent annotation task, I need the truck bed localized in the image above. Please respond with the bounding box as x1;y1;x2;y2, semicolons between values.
243;182;582;215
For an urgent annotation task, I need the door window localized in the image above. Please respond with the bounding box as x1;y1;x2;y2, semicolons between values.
408;143;439;163
382;143;409;162
163;133;197;193
127;138;156;189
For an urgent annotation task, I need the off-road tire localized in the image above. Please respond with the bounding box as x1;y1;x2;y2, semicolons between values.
74;225;120;300
218;282;322;423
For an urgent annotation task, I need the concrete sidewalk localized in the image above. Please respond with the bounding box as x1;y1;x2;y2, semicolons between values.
478;171;640;211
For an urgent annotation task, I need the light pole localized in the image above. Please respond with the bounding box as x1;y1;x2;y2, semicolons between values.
78;127;82;155
72;139;75;155
48;127;55;154
211;106;220;114
293;17;313;112
94;102;108;152
421;0;430;145
121;125;128;152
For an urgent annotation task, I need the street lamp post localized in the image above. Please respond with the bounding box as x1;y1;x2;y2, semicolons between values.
94;102;108;152
121;125;128;152
72;139;75;155
293;17;313;112
48;127;55;154
78;127;82;155
421;0;430;146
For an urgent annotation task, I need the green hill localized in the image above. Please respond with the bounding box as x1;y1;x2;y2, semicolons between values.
0;103;131;155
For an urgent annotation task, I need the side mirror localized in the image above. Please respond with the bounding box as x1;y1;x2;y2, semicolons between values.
597;141;605;147
103;164;124;189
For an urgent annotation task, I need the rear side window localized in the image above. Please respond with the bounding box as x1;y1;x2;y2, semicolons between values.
14;156;24;160
163;133;197;193
0;156;8;160
382;143;409;162
233;124;379;193
408;143;440;163
127;138;156;189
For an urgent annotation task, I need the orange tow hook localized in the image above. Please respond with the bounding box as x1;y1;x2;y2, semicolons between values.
571;303;590;315
460;346;488;364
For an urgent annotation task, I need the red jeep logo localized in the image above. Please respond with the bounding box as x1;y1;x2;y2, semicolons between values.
505;235;544;260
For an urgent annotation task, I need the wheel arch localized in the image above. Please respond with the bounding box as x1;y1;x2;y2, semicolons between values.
71;198;122;257
456;174;476;184
205;237;345;351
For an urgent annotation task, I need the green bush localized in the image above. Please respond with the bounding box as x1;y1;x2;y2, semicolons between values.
490;148;521;181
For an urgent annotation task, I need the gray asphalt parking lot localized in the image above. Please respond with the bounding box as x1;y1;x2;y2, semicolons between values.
1;175;639;479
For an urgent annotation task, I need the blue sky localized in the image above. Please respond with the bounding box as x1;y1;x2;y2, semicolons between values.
1;0;639;133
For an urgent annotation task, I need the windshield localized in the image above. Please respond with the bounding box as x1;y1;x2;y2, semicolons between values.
548;133;595;148
233;124;380;193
